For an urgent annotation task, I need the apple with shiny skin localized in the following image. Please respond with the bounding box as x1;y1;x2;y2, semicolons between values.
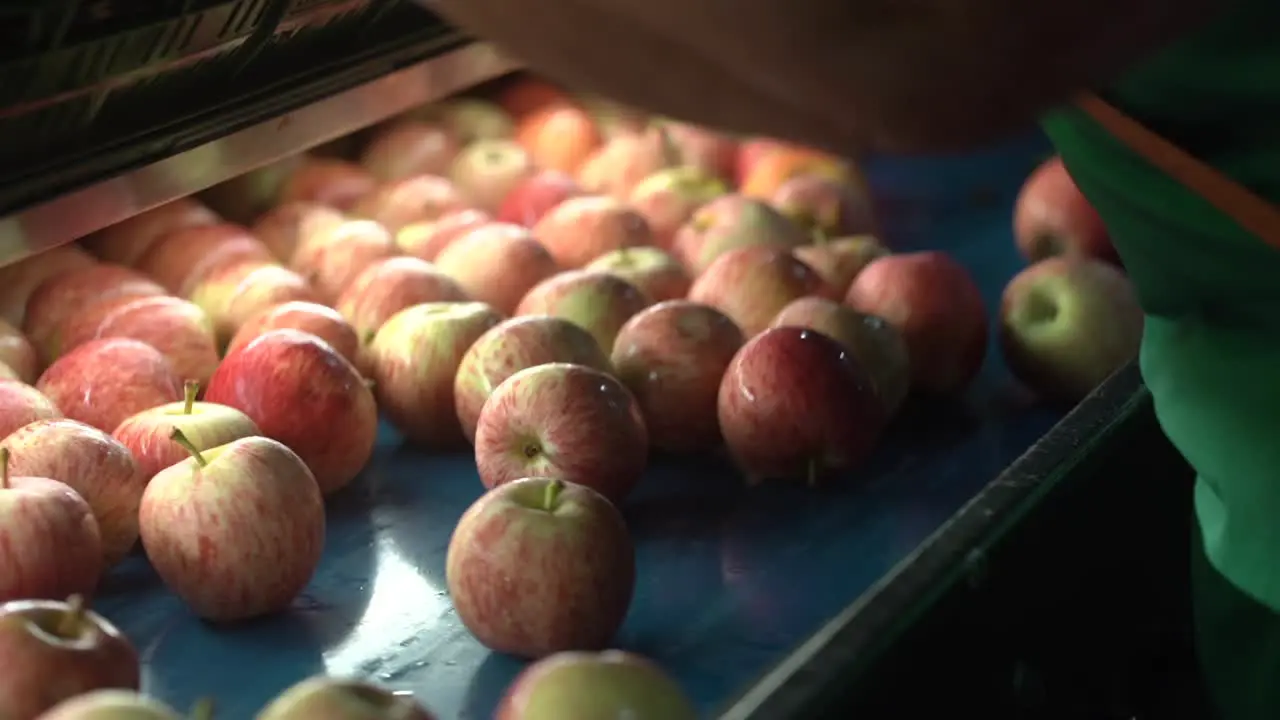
688;246;836;337
136;223;273;297
584;247;691;304
188;261;319;347
24;264;167;365
335;256;469;351
0;595;140;719
0;380;61;439
256;676;438;720
205;329;378;495
497;650;697;720
112;380;260;482
446;477;635;659
58;295;221;386
227;301;360;370
289;220;398;303
37;338;183;436
672;193;808;274
140;432;325;622
1014;156;1117;263
515;271;652;354
0;246;95;328
433;223;560;315
792;235;889;296
454;316;613;444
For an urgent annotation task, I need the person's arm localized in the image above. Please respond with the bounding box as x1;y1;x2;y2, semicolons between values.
432;0;1218;154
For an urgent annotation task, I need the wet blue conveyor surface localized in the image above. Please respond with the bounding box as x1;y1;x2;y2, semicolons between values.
93;130;1063;718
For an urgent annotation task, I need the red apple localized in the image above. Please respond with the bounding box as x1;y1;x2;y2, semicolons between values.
0;246;95;328
718;327;885;484
396;208;493;262
446;477;635;658
454;316;613;444
0;381;61;439
434;223;560;315
771;297;911;416
628;166;728;250
227;301;360;369
423;98;515;144
188;261;320;348
450;140;537;214
672;194;809;274
277;157;377;212
532;195;653;269
0;596;139;719
350;174;467;234
4;419;145;565
257;676;438;720
82;198;220;266
612;301;744;453
140;432;324;622
1014;156;1116;263
112;380;261;482
474;363;648;502
770;174;877;239
846;252;988;395
59;296;221;386
135;223;273;297
367;302;503;449
577;129;678;200
23;264;167;365
792;236;890;296
250;202;346;263
497;650;697;720
584;247;691;304
688;246;836;337
735;138;791;186
515;103;602;175
0;320;37;384
205;329;378;495
516;271;652;353
0;448;102;603
660;121;738;183
360;120;461;183
335;256;469;348
497;170;583;227
999;257;1143;403
33;690;184;720
36;338;183;435
289;219;398;303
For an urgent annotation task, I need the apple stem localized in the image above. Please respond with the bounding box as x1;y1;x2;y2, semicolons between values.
188;698;216;720
170;427;208;467
56;594;86;638
183;380;199;414
0;446;8;490
543;478;564;511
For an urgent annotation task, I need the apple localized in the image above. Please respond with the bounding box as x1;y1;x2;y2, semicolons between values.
740;146;853;200
82;197;220;266
576;128;679;200
350;174;467;234
360;120;461;182
112;380;261;482
672;194;809;274
335;256;469;349
188;262;320;348
200;157;302;222
846;252;988;395
515;271;652;353
688;246;836;337
0;595;140;719
433;223;560;315
450;139;536;214
135;223;273;297
1014;156;1117;263
0;380;61;439
579;97;649;140
515;103;601;174
496;650;697;720
59;295;220;386
791;235;890;296
0;447;102;603
718;327;885;484
474;363;648;502
496;170;582;227
611;301;744;453
205;329;378;495
454;316;613;444
628;165;728;250
366;302;502;449
446;476;635;658
999;257;1143;403
420;98;515;144
584;247;691;304
497;79;570;120
23;264;167;364
4;419;145;566
139;431;324;621
34;690;186;720
0;319;38;383
257;677;437;720
531;195;653;269
0;246;95;327
771;297;911;416
736;138;793;187
277;157;377;212
250;202;346;263
227;301;360;370
658;121;739;183
289;220;398;303
37;338;183;435
770;173;877;239
396;208;492;262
